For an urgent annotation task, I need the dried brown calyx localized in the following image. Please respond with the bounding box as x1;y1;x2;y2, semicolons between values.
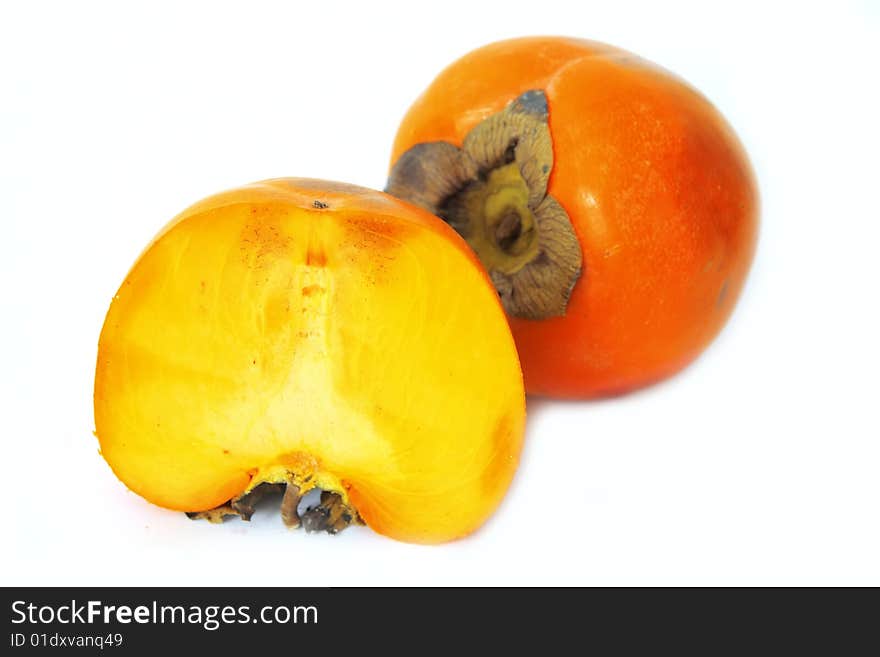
386;90;582;320
186;478;362;535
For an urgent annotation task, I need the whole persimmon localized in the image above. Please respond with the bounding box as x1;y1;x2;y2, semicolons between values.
94;179;525;544
387;37;759;398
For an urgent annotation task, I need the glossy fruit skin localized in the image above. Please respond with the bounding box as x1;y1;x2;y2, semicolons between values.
94;179;525;544
391;37;759;398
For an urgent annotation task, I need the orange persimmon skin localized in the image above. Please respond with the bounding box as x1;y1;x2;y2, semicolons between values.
391;37;759;397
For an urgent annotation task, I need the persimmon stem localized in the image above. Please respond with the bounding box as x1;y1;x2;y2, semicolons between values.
187;478;360;535
301;491;355;534
386;89;582;320
279;483;302;528
441;161;539;275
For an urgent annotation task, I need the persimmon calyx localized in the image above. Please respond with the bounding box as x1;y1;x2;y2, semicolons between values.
386;89;582;320
186;471;362;535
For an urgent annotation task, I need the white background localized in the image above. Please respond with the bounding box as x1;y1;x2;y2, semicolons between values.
2;0;878;586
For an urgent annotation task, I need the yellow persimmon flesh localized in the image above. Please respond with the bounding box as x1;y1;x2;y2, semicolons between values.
94;179;526;544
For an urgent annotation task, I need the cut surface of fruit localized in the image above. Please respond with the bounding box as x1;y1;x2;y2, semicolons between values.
94;179;525;544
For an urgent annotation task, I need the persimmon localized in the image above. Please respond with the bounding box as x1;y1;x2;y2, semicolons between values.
387;37;759;397
93;178;525;544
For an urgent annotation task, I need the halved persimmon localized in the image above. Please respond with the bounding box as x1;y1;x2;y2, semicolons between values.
388;37;759;398
94;179;525;544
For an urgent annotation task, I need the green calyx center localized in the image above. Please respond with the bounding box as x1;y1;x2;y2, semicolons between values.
385;89;583;320
447;162;539;275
